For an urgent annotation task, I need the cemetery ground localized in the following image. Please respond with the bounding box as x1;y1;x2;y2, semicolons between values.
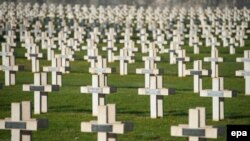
1;37;250;141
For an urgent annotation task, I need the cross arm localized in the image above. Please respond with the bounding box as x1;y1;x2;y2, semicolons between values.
80;86;116;94
55;54;75;61
0;118;48;131
113;56;131;61
236;58;250;62
136;68;162;75
81;121;133;134
43;66;67;73
138;88;175;95
89;67;113;74
200;90;237;98
0;52;13;56
236;70;250;77
102;46;118;51
204;57;223;62
142;56;161;61
23;84;60;92
84;55;98;61
24;53;43;58
0;65;19;71
171;125;218;139
137;40;149;44
185;69;209;76
176;57;190;62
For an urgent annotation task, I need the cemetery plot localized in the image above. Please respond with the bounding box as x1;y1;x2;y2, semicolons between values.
0;2;250;141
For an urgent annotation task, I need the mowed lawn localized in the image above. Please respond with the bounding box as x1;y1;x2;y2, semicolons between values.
1;36;250;141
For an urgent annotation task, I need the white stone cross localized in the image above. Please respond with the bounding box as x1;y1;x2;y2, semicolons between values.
120;27;132;45
81;57;116;116
185;60;210;93
154;29;167;53
138;75;174;118
171;107;219;141
40;32;48;49
83;39;100;66
0;55;20;86
103;28;116;43
43;57;68;86
23;73;59;114
45;38;56;61
200;77;237;121
176;49;190;77
4;30;16;47
0;101;48;141
204;47;223;78
191;36;202;54
219;29;229;47
228;37;239;54
208;37;220;48
235;50;250;95
55;44;74;73
235;28;247;47
123;40;138;58
136;44;161;88
67;38;80;51
136;28;149;53
102;38;117;63
81;104;133;141
90;27;101;43
166;41;179;64
0;43;14;64
114;48;132;75
45;21;55;37
24;44;43;72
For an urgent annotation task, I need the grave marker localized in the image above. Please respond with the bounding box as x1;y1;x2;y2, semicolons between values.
185;60;210;93
81;57;116;116
176;49;190;77
171;107;220;141
138;75;175;118
204;47;223;78
24;44;43;72
23;73;59;114
0;56;21;86
114;48;132;75
0;101;48;141
200;77;237;121
81;104;133;141
235;50;250;95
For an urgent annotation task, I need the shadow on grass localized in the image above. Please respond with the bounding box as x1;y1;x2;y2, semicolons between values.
118;109;188;117
165;110;188;117
49;105;91;113
0;104;10;111
175;88;193;92
118;109;149;116
227;114;250;120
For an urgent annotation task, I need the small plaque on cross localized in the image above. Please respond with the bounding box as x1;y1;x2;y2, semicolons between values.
92;124;113;132
182;128;205;137
5;122;26;129
88;87;102;93
207;91;224;97
30;86;45;91
190;70;202;75
145;89;161;95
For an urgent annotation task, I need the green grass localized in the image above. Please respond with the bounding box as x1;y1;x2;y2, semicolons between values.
1;37;250;141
